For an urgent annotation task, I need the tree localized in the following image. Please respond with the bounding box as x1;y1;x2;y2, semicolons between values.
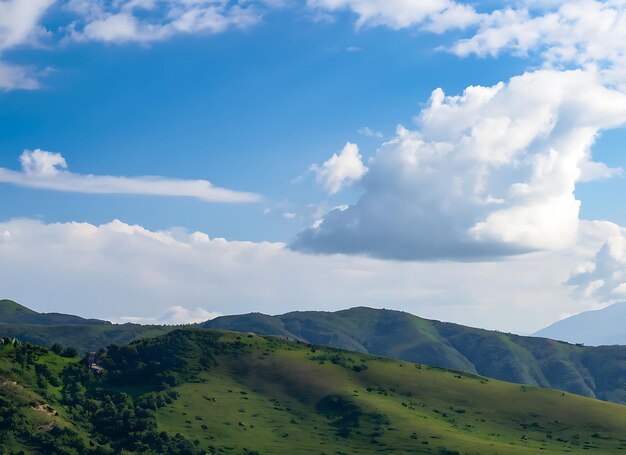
51;343;64;355
61;347;79;358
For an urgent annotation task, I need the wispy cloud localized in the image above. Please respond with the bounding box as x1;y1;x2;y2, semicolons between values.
307;0;479;31
0;149;261;203
65;0;269;44
0;0;54;90
358;126;383;138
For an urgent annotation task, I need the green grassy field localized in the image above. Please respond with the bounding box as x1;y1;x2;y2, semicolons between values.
2;330;626;454
204;307;626;404
153;332;626;454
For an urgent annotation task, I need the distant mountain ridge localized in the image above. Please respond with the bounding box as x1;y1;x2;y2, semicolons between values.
0;299;110;326
534;301;626;346
5;299;626;405
0;299;173;352
203;306;626;404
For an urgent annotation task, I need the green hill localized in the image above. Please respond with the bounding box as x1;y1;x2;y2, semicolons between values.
0;300;109;326
204;307;626;404
1;329;626;454
0;300;173;353
6;300;626;407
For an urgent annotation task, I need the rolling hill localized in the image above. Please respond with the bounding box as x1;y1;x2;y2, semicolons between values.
535;302;626;346
2;329;626;454
6;300;626;406
0;299;173;352
0;299;110;326
203;307;626;404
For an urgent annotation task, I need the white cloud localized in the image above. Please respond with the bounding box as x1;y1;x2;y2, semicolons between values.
0;217;602;334
293;69;626;260
0;0;54;90
20;149;67;176
358;126;383;138
567;222;626;303
304;0;626;95
0;61;43;90
447;1;626;89
0;0;284;87
0;149;261;203
118;306;221;325
311;142;368;194
307;0;479;31
66;0;268;43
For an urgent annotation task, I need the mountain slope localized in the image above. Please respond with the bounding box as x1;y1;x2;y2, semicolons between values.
3;330;626;454
0;299;173;352
204;307;626;404
0;299;109;325
535;302;626;346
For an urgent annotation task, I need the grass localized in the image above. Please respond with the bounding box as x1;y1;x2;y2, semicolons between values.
3;329;626;454
154;332;626;454
205;307;626;404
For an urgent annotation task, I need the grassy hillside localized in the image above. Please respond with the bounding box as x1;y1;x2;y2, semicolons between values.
0;300;109;326
2;330;626;454
0;339;94;454
0;300;174;353
204;307;626;404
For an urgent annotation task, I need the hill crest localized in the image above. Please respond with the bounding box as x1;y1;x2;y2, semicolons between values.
0;299;111;326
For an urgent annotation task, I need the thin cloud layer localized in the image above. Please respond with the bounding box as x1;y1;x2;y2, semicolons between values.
0;149;261;203
307;0;479;31
0;0;54;90
0;217;598;333
65;0;268;44
0;0;274;88
293;69;626;260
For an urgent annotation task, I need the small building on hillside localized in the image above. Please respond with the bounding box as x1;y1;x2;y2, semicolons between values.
86;352;104;374
89;364;104;374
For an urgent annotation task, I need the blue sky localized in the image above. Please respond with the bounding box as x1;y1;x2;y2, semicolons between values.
3;0;626;333
0;6;536;240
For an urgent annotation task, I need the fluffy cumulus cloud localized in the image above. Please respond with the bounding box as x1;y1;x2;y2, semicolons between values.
0;149;261;203
307;0;479;32
0;217;601;333
118;306;222;325
450;0;626;61
293;69;626;260
0;0;54;90
310;142;368;194
448;1;626;89
566;222;626;303
64;0;272;43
